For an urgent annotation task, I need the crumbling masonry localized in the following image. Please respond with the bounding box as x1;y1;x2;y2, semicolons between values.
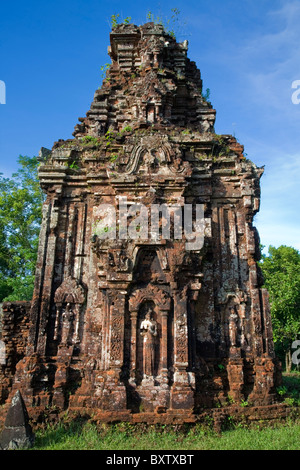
0;23;282;423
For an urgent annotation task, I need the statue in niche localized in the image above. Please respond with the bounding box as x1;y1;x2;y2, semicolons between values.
140;304;158;379
118;250;129;271
54;303;81;346
61;303;74;346
53;276;86;347
228;307;239;348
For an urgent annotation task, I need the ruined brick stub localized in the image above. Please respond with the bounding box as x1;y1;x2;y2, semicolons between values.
0;302;31;403
0;23;281;418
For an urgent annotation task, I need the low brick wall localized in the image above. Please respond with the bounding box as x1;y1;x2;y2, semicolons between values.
0;301;31;403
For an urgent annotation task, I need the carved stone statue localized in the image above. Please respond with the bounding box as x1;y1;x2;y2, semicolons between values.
61;303;74;346
229;307;239;348
140;306;157;379
119;250;129;271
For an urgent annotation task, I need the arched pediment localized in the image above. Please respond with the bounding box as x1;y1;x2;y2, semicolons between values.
129;285;170;312
54;277;86;305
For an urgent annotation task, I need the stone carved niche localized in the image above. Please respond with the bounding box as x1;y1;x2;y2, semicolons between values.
218;287;249;355
53;277;86;348
129;284;171;386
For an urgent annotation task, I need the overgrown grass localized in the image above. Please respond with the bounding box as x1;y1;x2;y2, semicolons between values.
31;419;300;451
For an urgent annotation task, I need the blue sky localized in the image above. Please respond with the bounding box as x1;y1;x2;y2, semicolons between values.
0;0;299;252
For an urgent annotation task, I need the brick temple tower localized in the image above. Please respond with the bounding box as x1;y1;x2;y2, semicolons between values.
1;22;281;420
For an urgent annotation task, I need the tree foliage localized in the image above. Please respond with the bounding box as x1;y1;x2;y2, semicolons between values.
0;156;44;301
260;245;300;370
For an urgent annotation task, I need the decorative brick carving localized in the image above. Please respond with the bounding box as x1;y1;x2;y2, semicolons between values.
129;285;170;312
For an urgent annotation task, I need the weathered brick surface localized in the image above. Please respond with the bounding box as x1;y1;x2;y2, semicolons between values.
0;23;283;424
0;302;31;403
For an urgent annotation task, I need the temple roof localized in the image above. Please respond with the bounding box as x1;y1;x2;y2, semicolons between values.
73;22;216;138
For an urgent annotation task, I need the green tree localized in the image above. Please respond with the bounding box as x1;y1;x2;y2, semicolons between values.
0;156;44;301
0;218;12;299
260;245;300;371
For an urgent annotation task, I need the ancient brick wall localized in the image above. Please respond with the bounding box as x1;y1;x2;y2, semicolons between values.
0;302;31;402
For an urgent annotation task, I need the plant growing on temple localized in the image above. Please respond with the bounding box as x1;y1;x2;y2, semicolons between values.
0;156;44;301
146;8;184;38
100;63;111;83
202;88;211;103
110;13;120;28
260;245;300;372
110;154;118;163
209;134;231;158
110;14;132;28
110;9;186;40
81;135;100;146
68;160;79;171
165;8;182;38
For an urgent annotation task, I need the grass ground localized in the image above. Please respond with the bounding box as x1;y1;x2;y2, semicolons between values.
30;372;300;451
32;419;300;450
